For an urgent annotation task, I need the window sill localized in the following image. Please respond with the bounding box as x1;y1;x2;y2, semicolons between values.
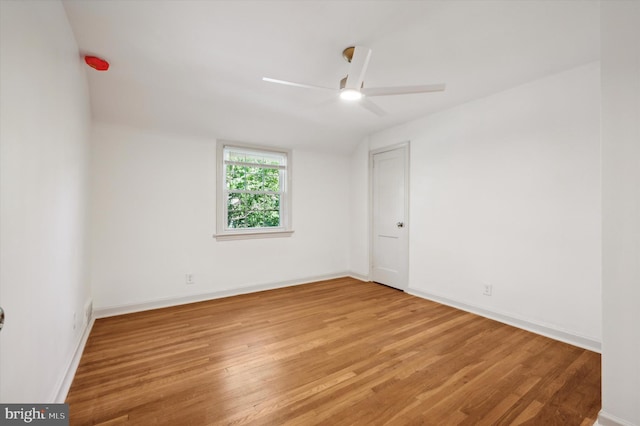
213;229;295;241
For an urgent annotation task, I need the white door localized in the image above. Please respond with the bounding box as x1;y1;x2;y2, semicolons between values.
371;144;409;290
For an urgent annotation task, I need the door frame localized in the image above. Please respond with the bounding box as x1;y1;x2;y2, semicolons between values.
369;141;410;289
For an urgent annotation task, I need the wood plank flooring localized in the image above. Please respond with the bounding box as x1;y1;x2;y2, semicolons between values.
66;278;601;425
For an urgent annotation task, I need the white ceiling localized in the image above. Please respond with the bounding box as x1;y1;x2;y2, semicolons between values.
63;1;600;153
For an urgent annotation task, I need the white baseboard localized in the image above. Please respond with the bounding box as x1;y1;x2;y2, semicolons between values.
348;272;370;282
94;272;357;318
406;288;601;353
596;410;637;426
53;313;95;403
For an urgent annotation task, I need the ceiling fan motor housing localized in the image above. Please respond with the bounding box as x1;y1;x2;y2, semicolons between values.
342;46;355;63
340;76;364;90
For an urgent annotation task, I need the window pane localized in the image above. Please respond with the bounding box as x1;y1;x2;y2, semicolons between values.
262;168;280;192
258;193;280;212
263;210;280;227
244;167;263;191
226;165;245;190
227;193;246;228
226;165;281;192
227;193;280;228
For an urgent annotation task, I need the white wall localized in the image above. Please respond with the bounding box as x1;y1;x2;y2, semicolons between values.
600;2;640;425
350;62;602;348
0;1;92;402
89;123;350;311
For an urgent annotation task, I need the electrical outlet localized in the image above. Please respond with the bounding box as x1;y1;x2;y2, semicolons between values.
483;284;492;296
186;274;195;285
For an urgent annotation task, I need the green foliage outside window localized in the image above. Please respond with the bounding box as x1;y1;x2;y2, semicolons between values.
225;164;281;228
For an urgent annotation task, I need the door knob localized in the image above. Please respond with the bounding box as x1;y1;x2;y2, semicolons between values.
396;222;404;228
0;306;4;332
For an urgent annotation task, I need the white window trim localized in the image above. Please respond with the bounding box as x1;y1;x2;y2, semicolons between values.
214;140;293;241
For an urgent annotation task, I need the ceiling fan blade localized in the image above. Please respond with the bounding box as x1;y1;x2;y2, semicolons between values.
361;83;446;97
345;46;372;90
263;77;335;91
360;98;387;117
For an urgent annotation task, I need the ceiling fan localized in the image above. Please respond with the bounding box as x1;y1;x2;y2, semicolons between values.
263;46;446;116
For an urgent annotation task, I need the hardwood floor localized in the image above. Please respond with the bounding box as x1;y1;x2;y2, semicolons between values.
66;278;601;425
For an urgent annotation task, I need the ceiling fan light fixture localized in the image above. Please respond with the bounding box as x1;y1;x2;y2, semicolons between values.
340;89;362;101
263;45;445;116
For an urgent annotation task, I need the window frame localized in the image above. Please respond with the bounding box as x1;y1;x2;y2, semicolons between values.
215;141;293;241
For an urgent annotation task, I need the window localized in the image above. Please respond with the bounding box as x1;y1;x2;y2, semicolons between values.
215;142;293;240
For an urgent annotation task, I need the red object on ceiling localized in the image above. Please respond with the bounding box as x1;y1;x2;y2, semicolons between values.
84;56;109;71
